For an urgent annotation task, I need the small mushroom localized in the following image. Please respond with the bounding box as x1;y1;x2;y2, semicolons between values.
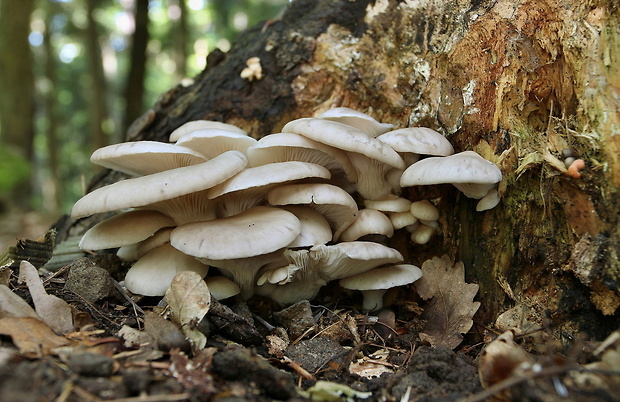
169;120;247;142
266;182;358;241
339;208;394;242
256;242;403;305
246;132;357;189
400;151;502;200
90;141;207;176
476;189;500;212
79;210;175;251
339;264;422;311
282;118;405;200
378;127;454;166
409;200;439;221
389;211;418;229
124;243;209;296
174;128;257;159
318;107;393;137
410;224;435;245
207;161;332;217
363;194;412;213
205;276;241;300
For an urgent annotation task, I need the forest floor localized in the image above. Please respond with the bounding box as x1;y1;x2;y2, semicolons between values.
0;225;618;401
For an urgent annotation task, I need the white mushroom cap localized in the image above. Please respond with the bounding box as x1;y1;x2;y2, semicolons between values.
71;150;248;219
79;210;175;250
174;129;257;159
400;151;502;199
266;183;358;241
169;120;247;142
314;242;404;281
124;243;209;296
339;208;394;242
476;189;500;212
389;211;418;229
282;118;405;200
363;195;412;212
246;132;357;186
377;127;454;156
170;206;301;260
207;161;332;217
255;242;403;305
117;227;174;262
410;224;436;245
281;206;332;248
339;264;422;311
282;118;404;169
90;141;207;176
318;107;393;137
409;200;439;221
199;250;287;299
204;276;241;300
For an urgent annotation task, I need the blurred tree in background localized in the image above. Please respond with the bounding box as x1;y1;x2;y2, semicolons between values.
0;0;288;218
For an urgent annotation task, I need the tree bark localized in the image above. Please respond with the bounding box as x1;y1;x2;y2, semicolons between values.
65;0;620;339
84;0;110;152
122;0;150;135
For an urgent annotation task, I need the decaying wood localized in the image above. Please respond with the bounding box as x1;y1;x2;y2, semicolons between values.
61;0;620;339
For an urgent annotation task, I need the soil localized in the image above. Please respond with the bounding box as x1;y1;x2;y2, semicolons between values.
0;246;616;402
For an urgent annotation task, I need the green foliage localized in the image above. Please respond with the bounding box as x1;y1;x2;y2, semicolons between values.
0;147;31;194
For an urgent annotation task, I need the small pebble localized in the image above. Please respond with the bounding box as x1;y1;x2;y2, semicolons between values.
65;258;115;302
273;300;315;340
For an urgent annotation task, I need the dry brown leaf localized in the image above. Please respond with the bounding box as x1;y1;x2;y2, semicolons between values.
0;284;39;319
18;260;74;334
0;316;71;355
165;271;211;351
478;330;535;388
414;255;480;349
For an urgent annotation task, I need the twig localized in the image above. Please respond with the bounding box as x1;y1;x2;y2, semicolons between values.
460;364;578;402
114;280;145;315
282;356;316;381
105;394;191;402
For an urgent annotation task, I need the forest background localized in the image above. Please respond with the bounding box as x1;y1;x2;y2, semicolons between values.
0;0;289;248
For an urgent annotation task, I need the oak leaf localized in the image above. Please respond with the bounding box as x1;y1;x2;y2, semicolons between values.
0;316;71;355
165;271;211;351
414;255;480;349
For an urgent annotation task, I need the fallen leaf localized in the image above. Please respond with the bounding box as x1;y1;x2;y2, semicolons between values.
478;330;535;388
0;316;71;355
165;271;211;351
303;380;372;401
18;260;74;334
414;255;480;349
0;284;39;319
349;348;395;379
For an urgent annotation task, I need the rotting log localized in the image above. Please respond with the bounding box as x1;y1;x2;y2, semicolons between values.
61;0;620;340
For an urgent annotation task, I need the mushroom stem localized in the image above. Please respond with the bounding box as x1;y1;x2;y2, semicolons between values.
361;289;388;311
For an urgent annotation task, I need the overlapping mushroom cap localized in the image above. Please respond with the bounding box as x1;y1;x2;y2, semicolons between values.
72;110;502;309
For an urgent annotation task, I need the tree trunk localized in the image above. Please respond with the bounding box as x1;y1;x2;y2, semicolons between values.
43;2;62;213
122;0;150;135
172;0;189;81
0;0;35;206
64;0;620;340
84;0;110;152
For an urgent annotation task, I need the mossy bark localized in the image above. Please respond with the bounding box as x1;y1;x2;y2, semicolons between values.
63;0;620;339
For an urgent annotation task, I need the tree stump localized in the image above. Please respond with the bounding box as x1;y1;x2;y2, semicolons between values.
63;0;620;339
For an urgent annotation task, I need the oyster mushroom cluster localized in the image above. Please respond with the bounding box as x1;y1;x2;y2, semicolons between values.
72;108;502;310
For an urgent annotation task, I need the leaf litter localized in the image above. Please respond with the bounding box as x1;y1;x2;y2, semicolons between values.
0;242;616;400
